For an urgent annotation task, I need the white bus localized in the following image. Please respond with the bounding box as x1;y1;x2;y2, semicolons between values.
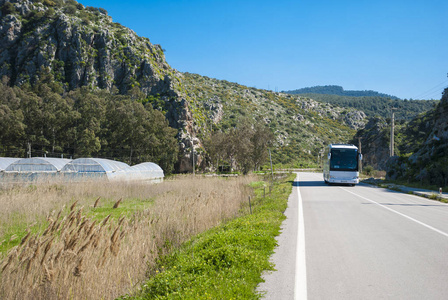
323;144;362;185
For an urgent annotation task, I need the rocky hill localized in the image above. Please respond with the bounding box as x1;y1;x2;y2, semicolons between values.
0;0;368;171
284;85;399;99
386;88;448;186
181;73;367;167
351;117;391;171
353;88;448;186
0;0;180;94
284;93;438;121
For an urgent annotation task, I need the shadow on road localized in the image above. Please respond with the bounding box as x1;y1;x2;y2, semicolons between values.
362;202;447;207
292;180;327;187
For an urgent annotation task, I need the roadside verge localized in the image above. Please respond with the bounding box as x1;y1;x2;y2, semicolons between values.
123;173;295;299
362;178;448;202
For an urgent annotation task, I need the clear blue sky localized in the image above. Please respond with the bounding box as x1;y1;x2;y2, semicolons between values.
80;0;447;100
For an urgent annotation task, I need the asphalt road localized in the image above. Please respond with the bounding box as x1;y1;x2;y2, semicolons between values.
258;172;448;300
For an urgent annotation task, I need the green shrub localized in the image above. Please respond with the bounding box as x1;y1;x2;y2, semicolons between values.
363;165;374;176
63;4;77;15
43;0;56;6
1;2;16;15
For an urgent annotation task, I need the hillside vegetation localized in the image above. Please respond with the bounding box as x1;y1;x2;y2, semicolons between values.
0;73;179;173
353;88;448;187
0;0;367;171
284;85;399;99
298;93;438;121
386;88;448;187
181;73;366;168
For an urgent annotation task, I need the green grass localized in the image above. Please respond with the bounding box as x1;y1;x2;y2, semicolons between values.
87;197;155;220
123;173;294;300
0;215;47;255
0;196;155;256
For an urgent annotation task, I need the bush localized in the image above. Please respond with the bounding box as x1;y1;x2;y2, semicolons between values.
43;0;56;6
63;4;76;15
1;2;16;15
363;165;374;176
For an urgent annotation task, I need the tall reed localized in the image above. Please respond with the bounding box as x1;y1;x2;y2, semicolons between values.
0;175;254;299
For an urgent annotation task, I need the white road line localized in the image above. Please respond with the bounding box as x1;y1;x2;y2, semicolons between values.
294;174;308;300
342;187;448;238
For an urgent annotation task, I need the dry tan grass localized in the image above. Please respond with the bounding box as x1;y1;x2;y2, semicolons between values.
0;175;254;299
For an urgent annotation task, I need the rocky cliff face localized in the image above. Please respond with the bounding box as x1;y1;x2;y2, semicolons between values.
0;0;177;95
352;117;390;170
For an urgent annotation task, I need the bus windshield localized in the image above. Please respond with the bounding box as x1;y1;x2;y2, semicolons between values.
330;148;358;171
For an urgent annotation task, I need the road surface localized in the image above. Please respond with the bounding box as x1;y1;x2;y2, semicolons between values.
258;172;448;299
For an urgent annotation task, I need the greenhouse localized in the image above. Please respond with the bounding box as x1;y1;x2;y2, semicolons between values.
0;157;20;171
0;157;164;184
61;158;130;181
115;162;164;183
1;157;72;184
5;157;71;172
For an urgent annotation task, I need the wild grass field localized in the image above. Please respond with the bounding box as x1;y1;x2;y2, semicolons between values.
0;175;255;299
127;173;294;299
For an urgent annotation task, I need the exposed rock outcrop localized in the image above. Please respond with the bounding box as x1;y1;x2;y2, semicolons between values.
0;0;177;94
352;117;390;170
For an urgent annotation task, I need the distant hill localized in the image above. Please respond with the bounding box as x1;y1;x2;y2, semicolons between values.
288;93;438;121
283;85;400;99
282;86;437;121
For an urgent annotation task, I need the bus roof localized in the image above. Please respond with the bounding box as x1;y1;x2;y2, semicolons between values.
329;144;358;150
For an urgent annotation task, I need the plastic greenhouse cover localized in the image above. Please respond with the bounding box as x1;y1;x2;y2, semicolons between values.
126;162;163;172
5;158;72;172
112;162;164;182
0;157;21;171
62;158;130;173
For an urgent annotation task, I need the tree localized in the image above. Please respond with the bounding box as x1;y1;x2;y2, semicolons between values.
103;95;178;173
251;122;275;171
205;120;274;174
68;87;106;157
0;78;25;156
77;128;101;157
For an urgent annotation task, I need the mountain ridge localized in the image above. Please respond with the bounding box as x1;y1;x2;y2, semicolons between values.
283;85;400;99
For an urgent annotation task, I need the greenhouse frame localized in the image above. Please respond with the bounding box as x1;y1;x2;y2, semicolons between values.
0;157;164;184
115;162;164;183
5;157;72;172
0;157;20;171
